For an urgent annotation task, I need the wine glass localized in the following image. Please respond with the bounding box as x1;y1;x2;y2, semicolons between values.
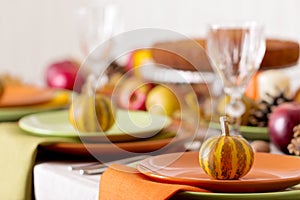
76;3;122;58
75;2;123;90
206;22;266;135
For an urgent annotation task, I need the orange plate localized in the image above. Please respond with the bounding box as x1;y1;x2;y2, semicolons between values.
41;134;189;157
0;85;54;107
137;152;300;193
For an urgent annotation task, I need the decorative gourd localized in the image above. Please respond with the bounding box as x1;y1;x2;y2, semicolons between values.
199;116;254;180
69;75;115;132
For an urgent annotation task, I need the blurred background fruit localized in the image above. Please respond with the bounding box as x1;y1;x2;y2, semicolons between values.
268;102;300;154
116;77;154;111
45;59;85;92
145;85;180;117
131;50;152;77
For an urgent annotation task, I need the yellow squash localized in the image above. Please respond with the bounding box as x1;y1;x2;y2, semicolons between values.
199;116;254;180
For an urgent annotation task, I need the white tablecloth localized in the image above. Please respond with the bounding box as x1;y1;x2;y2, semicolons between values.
34;161;100;200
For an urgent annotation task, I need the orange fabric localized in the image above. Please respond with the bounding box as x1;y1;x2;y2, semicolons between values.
99;164;210;200
245;71;261;100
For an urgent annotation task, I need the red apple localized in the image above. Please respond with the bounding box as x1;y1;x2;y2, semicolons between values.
127;89;147;110
116;78;154;110
268;102;300;153
45;60;85;92
124;53;134;72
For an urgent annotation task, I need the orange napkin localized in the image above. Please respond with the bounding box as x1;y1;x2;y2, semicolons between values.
99;164;210;200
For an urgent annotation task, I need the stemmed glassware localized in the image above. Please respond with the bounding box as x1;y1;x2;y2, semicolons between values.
75;3;123;90
206;22;266;135
76;3;122;59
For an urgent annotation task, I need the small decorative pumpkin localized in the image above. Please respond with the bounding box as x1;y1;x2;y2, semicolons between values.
69;75;115;132
199;116;254;180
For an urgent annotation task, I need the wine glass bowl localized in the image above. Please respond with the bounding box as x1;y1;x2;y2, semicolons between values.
76;3;122;57
206;22;266;134
75;3;123;92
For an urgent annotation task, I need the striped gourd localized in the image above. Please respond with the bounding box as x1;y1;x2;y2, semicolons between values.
69;76;115;132
199;116;254;180
69;94;115;132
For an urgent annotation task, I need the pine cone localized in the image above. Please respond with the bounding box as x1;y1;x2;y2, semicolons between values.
287;124;300;156
247;91;292;127
106;62;125;76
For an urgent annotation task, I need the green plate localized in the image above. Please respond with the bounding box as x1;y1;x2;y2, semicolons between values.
0;106;66;122
208;122;269;141
19;109;171;143
173;184;300;200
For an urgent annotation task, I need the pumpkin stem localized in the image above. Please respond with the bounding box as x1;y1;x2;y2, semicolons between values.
220;116;230;136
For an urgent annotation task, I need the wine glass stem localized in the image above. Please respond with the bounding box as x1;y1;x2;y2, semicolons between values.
230;113;241;135
226;95;245;135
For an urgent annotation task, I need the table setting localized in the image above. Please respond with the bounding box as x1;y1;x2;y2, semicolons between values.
0;86;194;199
0;73;195;199
2;2;300;200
